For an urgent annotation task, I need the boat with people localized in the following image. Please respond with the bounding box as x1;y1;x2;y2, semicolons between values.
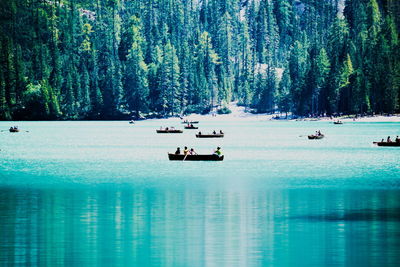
184;125;198;129
333;121;343;125
156;127;183;133
196;131;224;138
308;134;324;139
196;133;224;138
181;120;199;124
373;142;400;147
308;130;324;139
9;127;19;133
168;153;224;161
374;136;400;146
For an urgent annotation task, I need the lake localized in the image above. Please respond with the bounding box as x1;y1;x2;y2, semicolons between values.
1;120;400;266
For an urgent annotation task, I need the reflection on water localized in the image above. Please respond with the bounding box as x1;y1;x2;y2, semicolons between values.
1;187;399;266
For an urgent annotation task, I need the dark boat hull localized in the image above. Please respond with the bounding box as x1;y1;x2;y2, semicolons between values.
182;121;199;124
156;130;183;133
373;142;400;147
9;129;19;133
308;135;324;139
333;122;343;124
168;153;224;161
196;134;224;138
184;127;198;129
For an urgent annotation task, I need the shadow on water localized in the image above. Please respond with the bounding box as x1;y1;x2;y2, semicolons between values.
290;208;400;222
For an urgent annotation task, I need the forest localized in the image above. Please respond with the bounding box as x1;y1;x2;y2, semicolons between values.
0;0;399;120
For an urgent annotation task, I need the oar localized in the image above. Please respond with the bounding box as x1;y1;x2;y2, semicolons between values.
1;130;29;132
183;153;188;161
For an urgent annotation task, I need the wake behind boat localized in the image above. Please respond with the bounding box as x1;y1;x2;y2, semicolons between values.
168;153;224;161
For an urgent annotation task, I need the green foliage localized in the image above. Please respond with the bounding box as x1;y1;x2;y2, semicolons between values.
22;81;61;119
0;0;398;120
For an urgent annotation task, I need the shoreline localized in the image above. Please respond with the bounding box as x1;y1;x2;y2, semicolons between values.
2;102;400;123
180;104;400;123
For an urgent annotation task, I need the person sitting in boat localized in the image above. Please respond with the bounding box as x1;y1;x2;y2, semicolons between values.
198;131;202;135
219;130;223;134
165;127;169;131
189;148;197;155
183;146;189;155
214;147;222;156
190;124;194;127
213;130;216;134
387;136;392;142
317;130;322;136
396;136;400;143
10;127;13;131
175;147;181;155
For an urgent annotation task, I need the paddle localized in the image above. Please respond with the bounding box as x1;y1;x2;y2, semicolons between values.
183;153;188;161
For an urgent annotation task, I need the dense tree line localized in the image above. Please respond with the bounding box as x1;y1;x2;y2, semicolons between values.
0;0;399;120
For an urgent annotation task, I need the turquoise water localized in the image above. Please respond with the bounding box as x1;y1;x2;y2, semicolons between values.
1;120;400;266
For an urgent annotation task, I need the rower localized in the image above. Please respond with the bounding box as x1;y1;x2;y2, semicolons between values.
214;147;222;156
189;148;197;155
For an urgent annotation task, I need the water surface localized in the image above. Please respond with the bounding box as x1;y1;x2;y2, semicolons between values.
1;120;399;266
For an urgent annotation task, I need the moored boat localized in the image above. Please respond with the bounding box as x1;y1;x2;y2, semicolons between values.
373;142;400;147
308;134;324;139
196;133;224;138
156;129;183;133
168;153;224;161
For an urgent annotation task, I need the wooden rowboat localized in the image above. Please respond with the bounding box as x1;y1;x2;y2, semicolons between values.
184;126;198;129
156;129;183;133
308;134;324;140
9;128;19;133
196;134;224;138
168;153;224;161
373;142;400;147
